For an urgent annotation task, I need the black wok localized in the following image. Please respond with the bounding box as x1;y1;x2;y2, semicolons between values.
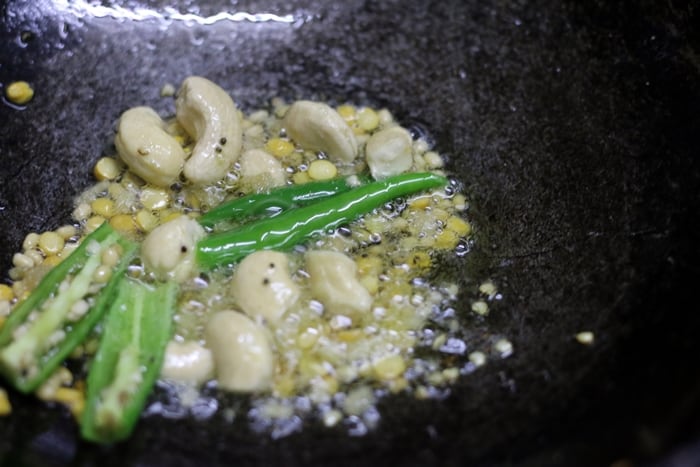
1;1;699;465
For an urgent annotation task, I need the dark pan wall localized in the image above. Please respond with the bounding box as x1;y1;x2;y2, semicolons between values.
1;1;699;465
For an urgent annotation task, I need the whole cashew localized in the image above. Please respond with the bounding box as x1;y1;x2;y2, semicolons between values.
176;76;243;184
305;250;371;319
205;310;274;392
365;126;414;179
114;106;186;187
141;215;206;282
231;251;300;324
283;101;358;163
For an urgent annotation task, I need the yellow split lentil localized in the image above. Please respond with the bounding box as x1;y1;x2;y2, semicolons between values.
0;388;11;415
38;232;65;256
140;187;170;210
22;232;40;251
5;80;34;105
373;355;406;380
292;171;311;185
54;387;85;420
93;157;122;181
576;331;595;345
336;104;356;122
135;210;158;232
471;300;489;316
357;107;380;132
446;216;472;236
307;160;337;180
435;229;460;249
0;284;13;302
109;214;137;233
159;210;182;224
90;198;115;219
24;249;43;266
56;225;78;240
84;215;106;233
265;138;295;158
42;255;63;268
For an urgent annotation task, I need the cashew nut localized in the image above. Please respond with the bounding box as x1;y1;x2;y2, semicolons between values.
176;76;243;184
161;340;214;385
141;216;206;282
305;250;371;318
283;101;358;162
205;310;274;392
365;126;414;179
239;149;287;189
231;251;299;324
114;106;186;187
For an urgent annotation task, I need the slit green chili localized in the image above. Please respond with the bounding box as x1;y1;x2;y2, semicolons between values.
0;223;137;393
196;172;448;269
197;176;367;228
81;278;178;444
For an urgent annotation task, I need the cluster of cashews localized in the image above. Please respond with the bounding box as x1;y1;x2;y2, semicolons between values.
159;248;372;392
283;100;414;180
115;76;243;187
206;250;371;392
115;78;415;188
143;216;372;393
118;78;414;392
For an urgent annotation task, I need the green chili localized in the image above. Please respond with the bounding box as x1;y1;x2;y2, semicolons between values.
0;223;137;393
81;279;178;444
196;172;448;269
198;176;366;228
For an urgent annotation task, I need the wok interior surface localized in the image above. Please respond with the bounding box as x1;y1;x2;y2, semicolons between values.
1;1;699;465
